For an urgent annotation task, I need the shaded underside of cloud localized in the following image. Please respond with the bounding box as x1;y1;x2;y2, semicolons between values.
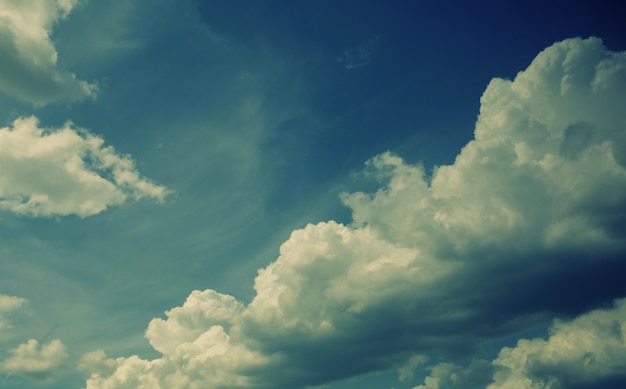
0;0;97;105
0;116;171;217
82;37;626;389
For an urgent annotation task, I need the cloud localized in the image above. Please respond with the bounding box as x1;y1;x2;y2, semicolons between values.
0;0;97;105
412;359;494;389
338;35;380;70
84;290;269;389
398;355;430;382
0;339;68;379
82;37;626;389
78;350;125;379
413;298;626;389
0;299;68;382
488;298;626;389
0;116;171;217
0;294;27;330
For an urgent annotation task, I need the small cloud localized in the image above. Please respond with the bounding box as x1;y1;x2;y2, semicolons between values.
78;350;119;378
0;0;97;105
398;355;429;381
0;294;28;330
0;339;68;380
338;35;380;70
413;360;494;389
0;116;172;218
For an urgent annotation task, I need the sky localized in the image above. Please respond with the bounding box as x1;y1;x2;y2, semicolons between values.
0;0;625;388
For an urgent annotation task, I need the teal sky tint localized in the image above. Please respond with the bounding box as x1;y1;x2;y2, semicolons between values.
1;1;625;388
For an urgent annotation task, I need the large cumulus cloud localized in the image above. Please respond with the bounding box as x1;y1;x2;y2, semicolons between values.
0;116;170;217
0;0;97;105
82;37;626;388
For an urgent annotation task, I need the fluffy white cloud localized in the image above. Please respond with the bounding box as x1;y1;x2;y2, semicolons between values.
488;298;626;389
84;290;269;389
82;37;626;389
146;290;245;355
0;299;68;382
412;359;493;389
413;298;626;389
344;37;626;254
0;339;68;378
78;350;117;377
0;116;171;217
0;294;27;330
0;0;97;105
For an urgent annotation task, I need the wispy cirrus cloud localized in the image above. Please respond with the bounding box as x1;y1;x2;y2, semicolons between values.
0;0;97;105
338;35;380;70
0;116;171;218
82;37;626;389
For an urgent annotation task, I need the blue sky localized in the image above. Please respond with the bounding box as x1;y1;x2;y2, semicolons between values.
1;1;625;388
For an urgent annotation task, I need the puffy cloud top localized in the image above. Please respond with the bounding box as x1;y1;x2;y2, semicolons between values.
0;0;97;105
345;38;626;255
82;37;626;389
0;116;171;217
146;290;245;356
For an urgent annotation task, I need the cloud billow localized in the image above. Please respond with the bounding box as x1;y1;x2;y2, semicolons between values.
82;37;626;389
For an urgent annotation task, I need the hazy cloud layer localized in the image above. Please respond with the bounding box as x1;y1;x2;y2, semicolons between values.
0;116;170;217
1;339;68;379
82;37;626;388
0;0;97;105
